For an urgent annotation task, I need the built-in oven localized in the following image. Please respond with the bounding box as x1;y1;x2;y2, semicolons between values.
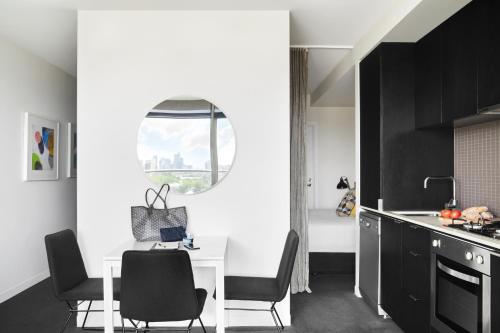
431;232;492;333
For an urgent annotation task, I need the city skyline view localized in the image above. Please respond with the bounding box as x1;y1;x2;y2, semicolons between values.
140;151;232;172
137;115;236;171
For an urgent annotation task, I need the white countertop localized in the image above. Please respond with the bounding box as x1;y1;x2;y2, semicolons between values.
361;206;500;251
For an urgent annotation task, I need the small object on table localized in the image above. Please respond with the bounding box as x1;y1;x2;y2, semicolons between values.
184;243;200;250
151;242;180;250
183;233;200;250
160;226;186;242
183;233;194;246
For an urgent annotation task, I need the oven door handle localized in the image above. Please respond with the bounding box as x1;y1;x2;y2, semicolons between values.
437;260;480;285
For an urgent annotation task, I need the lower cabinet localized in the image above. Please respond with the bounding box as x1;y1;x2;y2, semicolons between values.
380;217;405;326
381;217;431;333
402;224;430;333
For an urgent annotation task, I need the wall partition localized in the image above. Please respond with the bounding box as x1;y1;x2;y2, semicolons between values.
77;10;290;327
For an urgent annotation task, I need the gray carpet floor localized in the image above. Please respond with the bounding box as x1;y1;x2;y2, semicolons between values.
0;274;402;333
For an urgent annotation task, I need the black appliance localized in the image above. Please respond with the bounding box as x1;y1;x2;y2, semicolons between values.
431;232;493;333
359;211;381;314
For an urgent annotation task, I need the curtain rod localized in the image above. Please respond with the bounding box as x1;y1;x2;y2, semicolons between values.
290;45;353;49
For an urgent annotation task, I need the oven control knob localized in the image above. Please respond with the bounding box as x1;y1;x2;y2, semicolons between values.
465;251;473;261
432;239;441;248
476;255;484;265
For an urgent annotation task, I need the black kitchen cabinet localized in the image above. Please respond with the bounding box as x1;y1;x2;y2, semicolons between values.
380;217;405;328
360;43;453;210
415;27;443;129
360;48;381;209
478;0;500;112
402;223;431;333
381;218;432;333
441;0;481;122
492;253;500;333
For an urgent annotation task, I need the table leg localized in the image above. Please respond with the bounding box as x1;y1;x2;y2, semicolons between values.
103;261;114;333
215;260;225;333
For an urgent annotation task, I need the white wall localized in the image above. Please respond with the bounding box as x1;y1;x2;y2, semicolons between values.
307;107;355;209
78;11;290;326
306;107;356;253
0;35;77;303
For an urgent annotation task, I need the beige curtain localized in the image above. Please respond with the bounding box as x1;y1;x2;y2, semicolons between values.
290;48;311;294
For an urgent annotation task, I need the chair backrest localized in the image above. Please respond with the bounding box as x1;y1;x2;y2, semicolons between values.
275;229;300;301
120;250;200;322
44;229;88;298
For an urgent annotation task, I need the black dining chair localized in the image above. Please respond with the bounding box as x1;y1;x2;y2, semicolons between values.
120;250;207;333
45;229;121;333
217;229;299;332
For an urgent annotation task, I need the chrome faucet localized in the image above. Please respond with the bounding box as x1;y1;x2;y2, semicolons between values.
424;176;457;208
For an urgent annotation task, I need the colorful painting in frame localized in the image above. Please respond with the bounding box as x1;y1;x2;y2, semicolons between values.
67;123;77;178
24;113;59;181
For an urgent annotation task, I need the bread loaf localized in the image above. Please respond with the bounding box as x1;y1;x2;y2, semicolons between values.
461;206;491;223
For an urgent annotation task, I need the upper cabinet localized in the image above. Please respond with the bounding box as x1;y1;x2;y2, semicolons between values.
441;0;481;123
360;44;453;211
478;0;500;112
415;0;500;128
415;27;443;129
360;48;381;209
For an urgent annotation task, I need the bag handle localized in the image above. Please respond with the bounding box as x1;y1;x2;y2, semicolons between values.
145;184;171;209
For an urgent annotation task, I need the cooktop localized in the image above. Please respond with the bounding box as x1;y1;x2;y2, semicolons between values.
447;221;500;239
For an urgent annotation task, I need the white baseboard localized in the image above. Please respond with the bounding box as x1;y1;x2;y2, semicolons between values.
378;305;388;317
0;270;50;304
354;284;362;298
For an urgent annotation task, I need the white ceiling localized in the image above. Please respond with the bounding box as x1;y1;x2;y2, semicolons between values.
313;67;355;107
0;0;399;106
308;49;350;93
307;48;354;107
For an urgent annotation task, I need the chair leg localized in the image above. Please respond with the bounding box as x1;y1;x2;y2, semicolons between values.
81;300;93;329
270;310;282;332
60;310;74;333
271;303;285;330
187;319;194;332
199;317;207;333
121;317;125;333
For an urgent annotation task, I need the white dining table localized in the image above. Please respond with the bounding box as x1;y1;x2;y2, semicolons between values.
102;236;227;333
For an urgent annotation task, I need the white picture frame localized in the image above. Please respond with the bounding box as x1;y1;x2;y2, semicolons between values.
23;113;59;181
67;123;77;178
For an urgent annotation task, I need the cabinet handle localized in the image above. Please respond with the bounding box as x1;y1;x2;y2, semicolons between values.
409;251;421;257
393;219;403;224
408;294;421;302
409;225;420;230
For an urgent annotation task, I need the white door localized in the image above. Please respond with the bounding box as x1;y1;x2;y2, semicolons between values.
306;122;317;208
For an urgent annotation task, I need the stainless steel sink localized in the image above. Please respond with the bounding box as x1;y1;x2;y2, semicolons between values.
391;211;440;217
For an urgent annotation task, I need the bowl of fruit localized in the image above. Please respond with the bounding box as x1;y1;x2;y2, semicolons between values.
439;208;462;224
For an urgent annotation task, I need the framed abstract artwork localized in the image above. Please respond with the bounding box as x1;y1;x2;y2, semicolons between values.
23;113;59;181
67;123;77;178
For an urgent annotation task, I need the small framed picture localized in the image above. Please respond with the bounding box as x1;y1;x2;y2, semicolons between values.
23;113;59;181
67;123;77;178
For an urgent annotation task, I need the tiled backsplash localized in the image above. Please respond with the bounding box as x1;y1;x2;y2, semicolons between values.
454;121;500;215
